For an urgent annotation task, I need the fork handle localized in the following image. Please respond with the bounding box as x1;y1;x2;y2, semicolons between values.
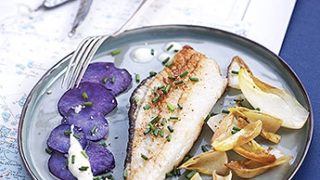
112;0;153;37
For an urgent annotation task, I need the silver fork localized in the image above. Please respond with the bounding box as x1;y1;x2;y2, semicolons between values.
62;0;151;89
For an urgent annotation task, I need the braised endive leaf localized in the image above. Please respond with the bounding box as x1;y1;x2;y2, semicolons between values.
239;68;309;129
212;120;262;151
233;140;276;164
179;150;228;175
225;155;292;178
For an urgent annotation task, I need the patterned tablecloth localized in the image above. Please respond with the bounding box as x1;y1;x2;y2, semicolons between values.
0;0;295;179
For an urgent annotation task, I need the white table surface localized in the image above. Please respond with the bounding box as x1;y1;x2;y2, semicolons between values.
0;0;295;178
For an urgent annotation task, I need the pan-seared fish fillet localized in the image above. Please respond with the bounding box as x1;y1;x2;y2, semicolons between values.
125;46;227;180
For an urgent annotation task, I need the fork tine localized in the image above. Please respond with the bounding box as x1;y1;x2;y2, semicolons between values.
74;36;110;87
68;36;103;89
61;36;93;89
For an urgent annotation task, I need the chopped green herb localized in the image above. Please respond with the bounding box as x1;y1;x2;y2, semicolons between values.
81;150;89;159
150;115;161;124
222;109;230;114
179;70;189;78
152;95;160;103
234;98;244;103
45;147;52;154
256;107;261;111
233;126;241;131
231;70;239;74
81;92;88;100
151;49;155;56
123;168;128;178
73;134;80;140
201;145;210;152
149;71;157;77
204;113;212;123
168;75;176;80
64;130;72;136
78;166;89;171
110;49;121;56
174;49;179;53
102;76;108;84
185;170;197;179
159;129;164;137
165;60;174;67
153;128;160;136
100;141;108;147
173;168;181;176
177;103;183;110
162;84;171;94
167;167;181;177
144;127;151;135
143;104;151;110
91;126;98;135
162;57;170;65
83;101;93;107
71;155;75;164
157;84;165;90
167;103;176;112
169;116;179;120
135;74;140;83
160;118;167;126
174;80;183;85
166;172;174;178
189;76;199;82
141;154;149;160
166;44;174;51
182;154;192;163
167;126;174;133
166;134;172;142
111;76;116;84
148;123;155;131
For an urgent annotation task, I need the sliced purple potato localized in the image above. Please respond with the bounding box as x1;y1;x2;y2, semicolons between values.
48;152;76;180
63;109;109;141
81;62;132;96
47;124;87;154
58;82;117;116
86;142;115;175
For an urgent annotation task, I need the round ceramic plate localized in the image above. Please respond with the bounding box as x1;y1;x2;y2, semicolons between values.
18;25;313;180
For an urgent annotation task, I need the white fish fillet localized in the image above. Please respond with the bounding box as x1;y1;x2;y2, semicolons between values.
126;46;227;180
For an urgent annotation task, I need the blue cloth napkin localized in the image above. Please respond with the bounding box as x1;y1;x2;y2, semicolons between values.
280;0;320;179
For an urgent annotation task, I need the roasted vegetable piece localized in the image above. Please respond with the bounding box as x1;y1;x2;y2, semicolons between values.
212;120;262;151
225;155;292;178
179;150;229;175
238;65;309;129
211;113;234;143
58;82;117;117
233;140;276;164
63;109;108;141
86;142;115;175
212;170;232;180
48;152;76;180
81;62;132;96
230;107;282;143
47;124;87;154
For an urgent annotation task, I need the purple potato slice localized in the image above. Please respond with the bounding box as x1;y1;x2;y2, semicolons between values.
63;109;108;141
81;62;132;96
86;142;115;175
48;152;76;180
47;124;87;154
58;82;117;116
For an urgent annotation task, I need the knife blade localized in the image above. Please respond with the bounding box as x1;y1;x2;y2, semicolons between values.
69;0;93;37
